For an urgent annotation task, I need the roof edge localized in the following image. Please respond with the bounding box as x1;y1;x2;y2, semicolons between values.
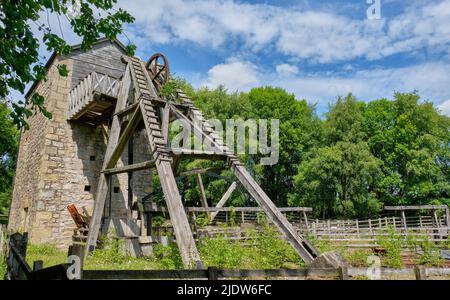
25;38;128;99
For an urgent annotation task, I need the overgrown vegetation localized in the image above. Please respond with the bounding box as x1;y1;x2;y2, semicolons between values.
0;255;6;279
24;227;304;270
377;227;404;268
0;103;18;215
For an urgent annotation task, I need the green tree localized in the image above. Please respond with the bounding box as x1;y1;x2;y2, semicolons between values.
0;0;135;129
363;92;450;206
0;102;18;214
291;141;382;218
245;87;321;205
290;94;382;218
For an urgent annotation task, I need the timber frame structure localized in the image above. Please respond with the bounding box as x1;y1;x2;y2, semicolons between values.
67;53;320;268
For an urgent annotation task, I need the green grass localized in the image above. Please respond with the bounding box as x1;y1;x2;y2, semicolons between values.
0;255;6;279
26;244;68;268
23;226;305;270
343;249;372;267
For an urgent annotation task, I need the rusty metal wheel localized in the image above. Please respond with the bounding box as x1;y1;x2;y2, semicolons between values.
146;53;170;91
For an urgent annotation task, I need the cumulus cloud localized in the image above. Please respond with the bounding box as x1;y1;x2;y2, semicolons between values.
202;59;260;91
437;100;450;116
276;64;299;77
119;0;450;63
198;59;450;113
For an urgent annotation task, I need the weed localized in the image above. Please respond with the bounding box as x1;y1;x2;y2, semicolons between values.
377;227;403;268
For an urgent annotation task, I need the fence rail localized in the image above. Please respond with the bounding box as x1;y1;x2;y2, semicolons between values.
4;232;450;280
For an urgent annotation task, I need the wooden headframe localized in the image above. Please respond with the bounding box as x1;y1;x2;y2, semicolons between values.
84;55;320;268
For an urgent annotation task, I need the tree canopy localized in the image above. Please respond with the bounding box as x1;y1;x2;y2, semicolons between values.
0;103;18;214
0;0;134;129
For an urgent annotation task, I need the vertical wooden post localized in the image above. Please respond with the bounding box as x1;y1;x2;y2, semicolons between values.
419;215;423;228
338;266;349;280
356;219;360;235
433;210;440;228
401;210;407;231
195;173;209;211
33;260;43;271
414;266;427;280
392;216;396;229
85;65;132;257
445;207;450;228
303;211;309;233
327;219;331;235
208;266;219;280
241;211;245;224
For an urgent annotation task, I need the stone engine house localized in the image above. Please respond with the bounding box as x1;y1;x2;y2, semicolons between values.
8;39;151;249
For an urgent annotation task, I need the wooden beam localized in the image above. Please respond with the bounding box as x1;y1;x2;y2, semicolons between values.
84;64;132;259
102;160;155;175
105;105;142;169
146;206;313;213
160;103;170;145
231;164;318;263
115;102;139;117
384;205;448;211
210;182;237;221
195;174;209;212
178;167;222;177
140;99;203;269
170;148;228;160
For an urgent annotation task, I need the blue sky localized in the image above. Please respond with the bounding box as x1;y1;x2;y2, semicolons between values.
28;0;450;116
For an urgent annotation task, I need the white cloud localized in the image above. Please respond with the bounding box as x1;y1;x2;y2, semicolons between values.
276;64;299;77
119;0;450;63
437;100;450;116
202;59;260;91
198;59;450;113
273;62;450;107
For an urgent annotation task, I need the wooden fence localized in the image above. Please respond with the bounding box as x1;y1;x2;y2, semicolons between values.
4;232;450;280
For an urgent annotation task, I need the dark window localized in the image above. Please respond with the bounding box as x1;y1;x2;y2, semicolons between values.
84;185;91;192
114;187;120;193
89;156;96;161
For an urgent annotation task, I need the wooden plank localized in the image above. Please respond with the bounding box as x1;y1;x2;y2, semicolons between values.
102;160;155;175
140;101;203;269
231;165;318;263
384;205;448;211
84;64;132;258
105;105;142;169
160;103;170;145
195;174;209;210
178;167;223;177
211;182;237;221
170;148;228;160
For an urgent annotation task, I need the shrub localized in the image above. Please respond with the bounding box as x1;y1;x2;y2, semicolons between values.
344;250;372;267
377;227;403;268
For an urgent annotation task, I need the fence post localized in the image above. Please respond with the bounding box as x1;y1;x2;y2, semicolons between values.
414;266;427;280
338;266;349;280
33;260;44;271
208;266;218;280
